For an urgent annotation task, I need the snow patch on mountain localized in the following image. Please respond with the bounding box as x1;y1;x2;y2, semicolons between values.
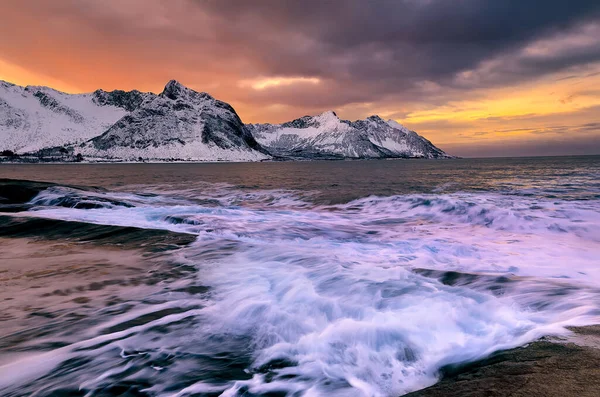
0;81;128;153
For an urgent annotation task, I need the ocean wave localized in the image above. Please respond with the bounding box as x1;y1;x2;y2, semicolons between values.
1;182;599;396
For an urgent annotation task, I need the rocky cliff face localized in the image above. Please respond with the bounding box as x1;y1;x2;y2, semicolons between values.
82;80;269;161
92;88;150;112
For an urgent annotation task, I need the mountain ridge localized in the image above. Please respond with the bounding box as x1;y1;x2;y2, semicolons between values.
248;111;450;159
0;79;451;162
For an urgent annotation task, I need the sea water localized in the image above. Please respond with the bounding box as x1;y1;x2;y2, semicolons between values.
0;156;599;396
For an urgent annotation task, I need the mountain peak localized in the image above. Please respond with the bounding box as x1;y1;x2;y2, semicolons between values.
165;79;185;89
313;111;342;128
160;80;213;101
161;80;187;99
367;115;384;122
317;110;338;119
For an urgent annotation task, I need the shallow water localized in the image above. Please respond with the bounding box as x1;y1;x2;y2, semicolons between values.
0;156;599;396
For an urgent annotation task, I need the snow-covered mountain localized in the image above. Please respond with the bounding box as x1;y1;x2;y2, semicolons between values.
248;111;450;159
0;80;269;162
0;81;129;153
80;80;268;161
1;79;451;162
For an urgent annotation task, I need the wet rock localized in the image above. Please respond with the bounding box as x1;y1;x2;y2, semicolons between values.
405;326;600;397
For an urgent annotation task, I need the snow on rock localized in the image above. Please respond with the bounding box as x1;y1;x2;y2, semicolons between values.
1;78;450;162
248;112;451;159
0;80;128;153
0;80;269;161
81;80;269;161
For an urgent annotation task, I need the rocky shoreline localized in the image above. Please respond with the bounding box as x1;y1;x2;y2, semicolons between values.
406;325;600;397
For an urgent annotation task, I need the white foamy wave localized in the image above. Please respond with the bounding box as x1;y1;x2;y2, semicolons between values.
9;186;600;396
174;240;568;396
338;194;600;242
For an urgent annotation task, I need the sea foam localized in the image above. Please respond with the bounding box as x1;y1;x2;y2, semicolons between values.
3;184;599;396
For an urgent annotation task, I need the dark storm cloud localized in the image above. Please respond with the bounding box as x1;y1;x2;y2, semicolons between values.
2;0;600;111
196;0;600;95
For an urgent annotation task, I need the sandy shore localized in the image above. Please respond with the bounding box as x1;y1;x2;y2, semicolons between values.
406;325;600;397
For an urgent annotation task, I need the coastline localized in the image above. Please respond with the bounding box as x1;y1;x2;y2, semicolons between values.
405;325;600;397
0;156;455;164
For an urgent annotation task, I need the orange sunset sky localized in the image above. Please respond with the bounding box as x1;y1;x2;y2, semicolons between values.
1;0;600;157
